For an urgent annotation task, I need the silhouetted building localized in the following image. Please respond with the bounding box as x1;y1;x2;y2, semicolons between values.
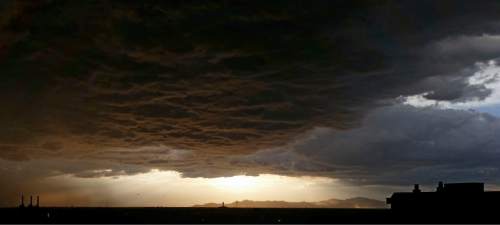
387;182;500;211
19;194;40;208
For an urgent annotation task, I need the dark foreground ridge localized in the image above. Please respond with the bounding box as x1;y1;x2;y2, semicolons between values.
1;206;499;224
2;182;500;223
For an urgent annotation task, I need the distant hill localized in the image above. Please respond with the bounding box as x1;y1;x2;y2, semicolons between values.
192;197;386;208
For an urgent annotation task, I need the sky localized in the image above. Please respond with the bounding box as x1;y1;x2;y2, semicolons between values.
2;0;500;207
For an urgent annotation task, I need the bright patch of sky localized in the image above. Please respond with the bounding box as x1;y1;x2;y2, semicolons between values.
34;169;390;207
402;60;500;117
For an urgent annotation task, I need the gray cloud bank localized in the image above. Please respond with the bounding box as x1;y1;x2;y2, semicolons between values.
235;105;500;185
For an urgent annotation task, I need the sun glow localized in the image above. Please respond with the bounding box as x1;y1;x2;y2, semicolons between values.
27;165;378;207
209;175;261;192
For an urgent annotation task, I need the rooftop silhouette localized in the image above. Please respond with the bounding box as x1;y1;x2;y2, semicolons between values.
386;181;500;211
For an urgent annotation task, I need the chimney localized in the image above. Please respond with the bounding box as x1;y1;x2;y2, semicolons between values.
29;195;33;207
413;184;421;193
20;194;25;208
437;181;444;192
36;196;39;208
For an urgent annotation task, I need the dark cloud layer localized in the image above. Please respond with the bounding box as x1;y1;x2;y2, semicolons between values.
2;0;500;190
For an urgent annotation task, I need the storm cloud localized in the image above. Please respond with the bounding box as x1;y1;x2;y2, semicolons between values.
2;0;500;195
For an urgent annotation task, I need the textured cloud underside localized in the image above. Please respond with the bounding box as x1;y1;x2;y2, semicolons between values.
2;1;500;183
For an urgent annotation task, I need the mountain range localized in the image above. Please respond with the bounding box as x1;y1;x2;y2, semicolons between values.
192;197;386;208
